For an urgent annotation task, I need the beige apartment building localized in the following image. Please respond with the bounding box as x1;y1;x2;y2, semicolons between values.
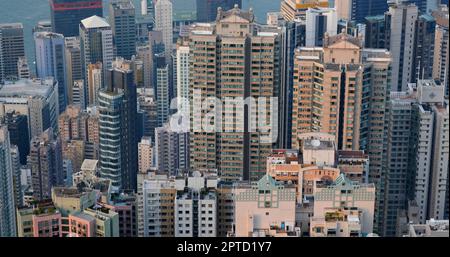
58;105;99;161
311;174;376;237
188;6;281;182
233;175;299;237
138;137;153;173
267;133;367;203
87;62;103;106
292;32;364;151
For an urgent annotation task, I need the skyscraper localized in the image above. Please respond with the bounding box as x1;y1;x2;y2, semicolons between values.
80;15;114;80
176;44;189;115
154;0;173;60
58;105;99;161
28;128;64;201
10;145;23;208
98;89;124;190
87;62;103;106
109;1;137;60
141;0;155;17
0;23;25;83
188;6;280;181
154;54;170;127
0;126;17;237
155;123;190;176
364;15;386;49
360;49;392;235
50;0;103;37
138;91;158;140
64;37;83;106
382;80;448;236
138;137;153;173
305;7;337;47
99;59;138;191
432;5;449;96
292;32;364;151
196;0;242;22
278;19;306;150
412;14;436;83
385;0;418;91
34;32;68;113
2;110;30;165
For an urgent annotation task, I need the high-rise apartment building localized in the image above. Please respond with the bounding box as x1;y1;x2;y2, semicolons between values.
176;44;189;115
154;0;173;60
86;62;103;106
138;91;158;140
412;14;436;83
137;172;176;237
385;0;418;91
0;126;17;237
80;15;113;80
10;145;23;208
136;44;152;89
155;123;190;176
141;0;155;17
0;23;25;83
64;37;83;106
28;128;64;201
50;0;103;37
278;19;307;150
359;49;392;235
174;171;218;237
58;105;99;161
291;32;364;151
34;32;67;113
109;1;137;60
432;5;449;96
154;55;170;126
382;80;448;236
138;137;153;173
188;6;281;181
364;15;386;49
72;80;86;108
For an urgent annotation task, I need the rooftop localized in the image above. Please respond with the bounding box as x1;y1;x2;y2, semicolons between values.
34;31;64;39
81;159;98;171
0;78;55;99
0;23;23;29
216;5;254;23
303;139;334;150
81;15;110;29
